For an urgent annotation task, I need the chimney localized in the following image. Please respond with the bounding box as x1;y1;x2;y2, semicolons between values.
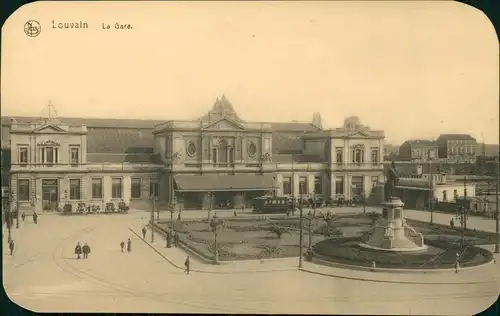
416;165;423;176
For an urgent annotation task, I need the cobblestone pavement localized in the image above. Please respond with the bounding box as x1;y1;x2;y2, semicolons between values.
2;211;499;314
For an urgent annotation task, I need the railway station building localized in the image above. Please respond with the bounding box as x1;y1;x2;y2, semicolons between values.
2;96;386;212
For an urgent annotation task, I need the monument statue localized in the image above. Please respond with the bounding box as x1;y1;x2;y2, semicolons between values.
384;161;400;201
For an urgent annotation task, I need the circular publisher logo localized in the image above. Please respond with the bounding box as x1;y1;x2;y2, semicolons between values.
24;20;41;37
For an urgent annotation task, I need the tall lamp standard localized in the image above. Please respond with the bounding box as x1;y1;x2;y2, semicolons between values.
494;155;499;254
168;199;176;235
305;210;315;250
298;192;304;268
5;191;12;243
209;213;224;264
13;190;19;229
428;151;434;225
149;195;156;243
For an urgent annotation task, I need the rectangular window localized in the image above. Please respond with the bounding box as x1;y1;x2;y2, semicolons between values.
283;177;292;195
19;147;28;165
351;176;364;196
43;147;58;165
18;179;30;201
70;147;80;165
314;176;322;194
335;176;344;195
112;178;122;199
371;148;379;165
69;179;81;200
453;189;458;200
336;148;343;164
442;190;447;201
131;178;142;198
91;178;103;199
212;148;217;164
299;176;308;195
149;178;159;198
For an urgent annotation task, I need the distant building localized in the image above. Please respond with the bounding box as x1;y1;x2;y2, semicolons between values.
398;140;438;162
393;173;475;210
436;134;476;163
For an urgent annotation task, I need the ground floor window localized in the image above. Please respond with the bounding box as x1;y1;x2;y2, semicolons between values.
18;179;30;201
283;177;292;195
131;178;141;198
351;176;364;196
335;176;344;195
92;178;103;199
112;178;122;199
69;179;81;200
314;176;322;194
299;176;308;195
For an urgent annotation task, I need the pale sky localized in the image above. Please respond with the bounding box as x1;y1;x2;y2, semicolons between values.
1;1;498;144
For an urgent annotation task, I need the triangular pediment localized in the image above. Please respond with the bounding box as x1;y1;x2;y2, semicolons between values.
202;117;245;131
33;123;66;133
346;130;370;138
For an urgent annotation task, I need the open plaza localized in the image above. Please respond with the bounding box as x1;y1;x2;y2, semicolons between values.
3;206;500;314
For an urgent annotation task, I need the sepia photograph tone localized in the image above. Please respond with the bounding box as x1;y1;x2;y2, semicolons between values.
1;0;499;314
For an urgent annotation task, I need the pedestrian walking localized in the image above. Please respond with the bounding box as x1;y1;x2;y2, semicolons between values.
450;218;454;228
9;239;15;256
142;227;147;239
33;212;38;224
127;238;132;253
21;212;26;222
120;240;125;252
75;242;82;259
82;243;91;259
184;256;190;275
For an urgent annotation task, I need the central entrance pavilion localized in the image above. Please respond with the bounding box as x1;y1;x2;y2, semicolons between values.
173;174;278;210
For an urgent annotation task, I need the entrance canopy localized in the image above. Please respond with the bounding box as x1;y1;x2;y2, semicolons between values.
174;174;278;192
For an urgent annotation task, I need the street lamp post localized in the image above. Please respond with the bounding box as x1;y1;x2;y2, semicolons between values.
5;193;12;244
298;193;304;268
209;213;224;264
149;195;155;243
306;210;315;250
495;155;499;253
429;152;434;225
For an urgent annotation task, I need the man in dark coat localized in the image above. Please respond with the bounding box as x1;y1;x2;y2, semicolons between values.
9;239;15;256
127;238;132;253
184;256;190;275
142;227;147;239
21;212;26;222
75;242;82;259
33;212;38;224
82;243;91;259
120;240;125;252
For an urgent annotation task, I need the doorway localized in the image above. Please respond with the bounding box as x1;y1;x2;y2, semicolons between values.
42;179;59;210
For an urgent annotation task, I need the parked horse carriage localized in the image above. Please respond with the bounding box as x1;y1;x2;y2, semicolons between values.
105;202;116;213
118;201;130;213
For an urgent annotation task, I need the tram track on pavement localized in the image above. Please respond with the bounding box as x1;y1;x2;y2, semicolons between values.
49;224;247;313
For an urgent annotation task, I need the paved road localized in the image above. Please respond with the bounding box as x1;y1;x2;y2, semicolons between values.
2;211;499;314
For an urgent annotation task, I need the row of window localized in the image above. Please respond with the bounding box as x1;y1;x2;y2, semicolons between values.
282;175;378;196
282;176;323;195
335;148;379;164
16;177;159;202
18;146;80;165
441;188;467;202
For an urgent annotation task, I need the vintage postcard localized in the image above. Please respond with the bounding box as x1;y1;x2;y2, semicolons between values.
1;0;499;314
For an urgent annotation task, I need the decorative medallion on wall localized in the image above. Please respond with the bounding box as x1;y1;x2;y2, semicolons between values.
247;142;257;157
187;142;196;157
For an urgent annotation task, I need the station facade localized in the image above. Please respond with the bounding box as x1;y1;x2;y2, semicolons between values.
4;96;385;212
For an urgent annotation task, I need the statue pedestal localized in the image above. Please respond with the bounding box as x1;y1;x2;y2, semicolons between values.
360;197;427;252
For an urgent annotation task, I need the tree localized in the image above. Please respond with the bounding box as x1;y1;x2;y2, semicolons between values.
268;225;291;239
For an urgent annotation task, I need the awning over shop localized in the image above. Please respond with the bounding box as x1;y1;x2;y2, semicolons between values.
174;174;279;192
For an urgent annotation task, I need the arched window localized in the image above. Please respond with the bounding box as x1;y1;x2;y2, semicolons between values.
218;139;228;164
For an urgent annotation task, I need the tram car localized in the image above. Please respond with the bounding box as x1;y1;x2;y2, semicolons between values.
252;196;291;214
